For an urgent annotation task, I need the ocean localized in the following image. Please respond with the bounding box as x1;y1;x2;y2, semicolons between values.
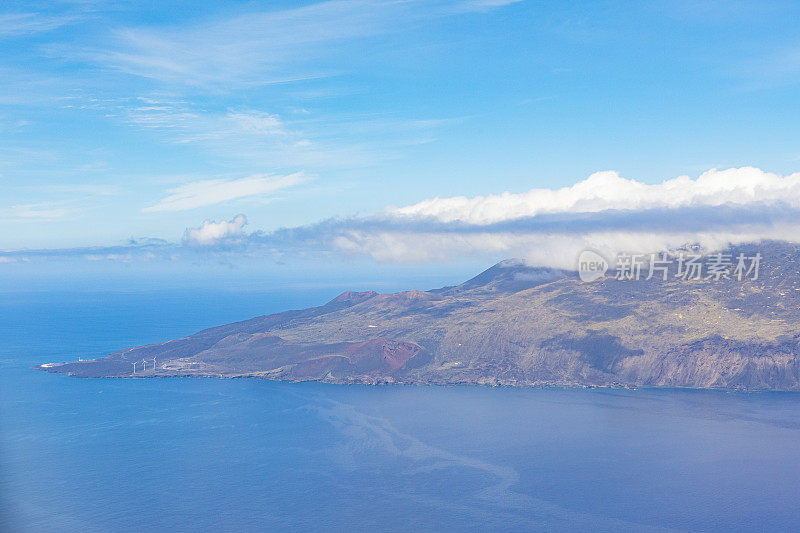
2;285;800;532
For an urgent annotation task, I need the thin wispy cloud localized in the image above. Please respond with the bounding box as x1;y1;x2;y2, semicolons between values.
34;184;120;196
62;0;523;87
125;103;288;143
143;173;308;212
0;201;74;221
117;98;453;169
0;12;77;37
734;44;800;90
0;0;525;246
74;1;411;87
455;0;524;13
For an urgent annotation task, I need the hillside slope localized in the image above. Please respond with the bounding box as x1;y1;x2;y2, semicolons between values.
39;242;800;390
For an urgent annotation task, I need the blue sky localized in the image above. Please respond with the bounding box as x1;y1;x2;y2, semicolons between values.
3;0;800;277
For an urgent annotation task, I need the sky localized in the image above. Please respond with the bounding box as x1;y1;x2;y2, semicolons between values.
3;0;800;282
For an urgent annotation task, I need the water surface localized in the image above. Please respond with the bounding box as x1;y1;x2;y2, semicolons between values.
2;288;799;532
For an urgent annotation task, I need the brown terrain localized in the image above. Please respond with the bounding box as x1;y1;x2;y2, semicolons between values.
38;241;800;390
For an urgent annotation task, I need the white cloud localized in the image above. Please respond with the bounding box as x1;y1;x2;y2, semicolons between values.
0;202;73;221
11;167;800;270
390;167;800;224
183;214;248;246
325;167;800;267
143;173;307;212
331;224;800;269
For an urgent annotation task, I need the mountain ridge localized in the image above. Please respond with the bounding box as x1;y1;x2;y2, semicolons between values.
39;241;800;391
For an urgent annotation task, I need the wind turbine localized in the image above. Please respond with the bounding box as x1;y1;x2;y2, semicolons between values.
151;356;157;371
132;361;137;374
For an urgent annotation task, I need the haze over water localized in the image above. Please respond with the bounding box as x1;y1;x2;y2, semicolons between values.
2;285;800;532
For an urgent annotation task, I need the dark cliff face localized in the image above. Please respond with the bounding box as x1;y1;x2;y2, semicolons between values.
40;241;800;391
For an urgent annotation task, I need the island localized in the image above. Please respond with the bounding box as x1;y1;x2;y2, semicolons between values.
38;241;800;391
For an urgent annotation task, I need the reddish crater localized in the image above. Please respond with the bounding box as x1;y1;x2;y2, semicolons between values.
344;337;423;373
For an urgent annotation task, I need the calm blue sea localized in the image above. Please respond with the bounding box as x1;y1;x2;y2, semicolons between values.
2;286;800;532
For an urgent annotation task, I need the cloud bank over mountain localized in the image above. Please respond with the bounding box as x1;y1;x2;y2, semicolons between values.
390;167;800;223
5;167;800;269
